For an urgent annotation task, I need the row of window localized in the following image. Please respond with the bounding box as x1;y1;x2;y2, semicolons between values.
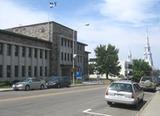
61;52;73;62
61;38;84;51
0;65;48;78
61;38;73;48
61;52;83;63
0;43;48;59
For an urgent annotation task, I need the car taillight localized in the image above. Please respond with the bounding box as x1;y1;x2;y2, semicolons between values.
106;90;108;95
132;93;135;98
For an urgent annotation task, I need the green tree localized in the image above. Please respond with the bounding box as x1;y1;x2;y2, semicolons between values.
132;59;152;82
88;63;96;74
94;44;121;79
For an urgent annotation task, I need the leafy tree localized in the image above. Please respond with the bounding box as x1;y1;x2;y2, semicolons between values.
94;44;121;79
88;63;96;74
132;59;152;82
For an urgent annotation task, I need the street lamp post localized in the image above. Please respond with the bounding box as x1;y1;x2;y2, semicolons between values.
72;24;90;86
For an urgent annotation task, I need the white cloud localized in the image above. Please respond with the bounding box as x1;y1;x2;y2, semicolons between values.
99;0;158;24
0;0;49;29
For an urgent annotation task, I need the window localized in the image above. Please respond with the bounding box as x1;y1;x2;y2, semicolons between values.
61;52;63;61
40;66;43;76
0;43;3;55
34;66;37;77
40;49;43;58
28;48;32;57
34;48;37;58
71;54;73;61
22;47;26;57
71;41;73;48
15;65;18;77
45;50;48;59
22;66;25;77
64;53;66;61
7;65;11;78
7;44;11;56
64;39;67;46
45;67;47;76
0;65;3;78
68;53;69;61
61;38;63;46
28;66;32;77
15;45;19;56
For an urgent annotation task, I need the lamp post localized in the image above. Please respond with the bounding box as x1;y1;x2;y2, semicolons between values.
72;24;90;86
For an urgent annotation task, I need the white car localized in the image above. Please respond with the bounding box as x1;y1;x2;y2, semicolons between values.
105;80;144;108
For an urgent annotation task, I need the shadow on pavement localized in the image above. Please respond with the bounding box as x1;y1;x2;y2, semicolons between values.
109;100;147;111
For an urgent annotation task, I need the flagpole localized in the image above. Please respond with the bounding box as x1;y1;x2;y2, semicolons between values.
48;1;57;42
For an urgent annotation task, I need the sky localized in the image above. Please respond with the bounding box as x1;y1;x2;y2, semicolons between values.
0;0;160;68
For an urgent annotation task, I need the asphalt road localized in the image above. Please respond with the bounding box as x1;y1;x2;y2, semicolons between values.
0;85;154;116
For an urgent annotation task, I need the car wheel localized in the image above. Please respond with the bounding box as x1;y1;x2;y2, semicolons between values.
40;84;44;90
57;84;61;88
107;101;112;106
133;100;139;109
25;85;30;91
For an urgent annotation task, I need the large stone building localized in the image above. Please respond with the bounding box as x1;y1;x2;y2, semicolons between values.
0;21;89;81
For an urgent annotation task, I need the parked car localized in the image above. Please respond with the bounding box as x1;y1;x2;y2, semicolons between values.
46;76;71;88
12;78;46;91
139;76;156;91
105;80;144;108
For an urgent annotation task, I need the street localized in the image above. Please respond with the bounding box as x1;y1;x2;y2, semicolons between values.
0;85;154;116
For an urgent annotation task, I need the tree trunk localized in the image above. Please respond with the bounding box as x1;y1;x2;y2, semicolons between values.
106;72;109;79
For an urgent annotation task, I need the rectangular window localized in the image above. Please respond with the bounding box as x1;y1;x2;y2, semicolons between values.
28;66;32;77
68;53;69;61
22;46;26;57
45;50;47;59
0;43;3;55
28;48;32;57
61;38;63;46
7;44;11;56
71;41;73;48
64;53;66;61
61;52;63;61
45;67;47;76
22;66;25;77
71;54;73;61
40;49;43;58
15;65;18;77
0;65;3;78
15;45;19;56
34;48;37;58
40;66;42;76
64;39;67;47
7;65;11;78
34;66;37;77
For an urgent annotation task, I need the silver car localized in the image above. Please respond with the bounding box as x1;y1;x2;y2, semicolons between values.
12;78;46;91
139;76;156;91
105;80;144;108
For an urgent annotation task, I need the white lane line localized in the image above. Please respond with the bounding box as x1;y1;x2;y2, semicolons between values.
83;109;112;116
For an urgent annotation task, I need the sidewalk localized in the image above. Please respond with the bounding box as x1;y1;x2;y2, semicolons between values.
0;88;13;92
138;91;160;116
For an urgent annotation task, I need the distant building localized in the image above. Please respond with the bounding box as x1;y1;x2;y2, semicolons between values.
0;21;89;81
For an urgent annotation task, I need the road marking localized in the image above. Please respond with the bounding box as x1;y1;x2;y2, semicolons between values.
0;86;105;102
83;109;112;116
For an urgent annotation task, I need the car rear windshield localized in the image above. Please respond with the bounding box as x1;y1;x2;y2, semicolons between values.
141;77;152;81
109;83;133;92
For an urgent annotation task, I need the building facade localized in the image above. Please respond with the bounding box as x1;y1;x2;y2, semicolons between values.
0;30;51;81
0;21;89;81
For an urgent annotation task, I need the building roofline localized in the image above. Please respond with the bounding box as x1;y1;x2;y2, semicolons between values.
6;21;74;32
77;41;88;46
0;29;51;44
